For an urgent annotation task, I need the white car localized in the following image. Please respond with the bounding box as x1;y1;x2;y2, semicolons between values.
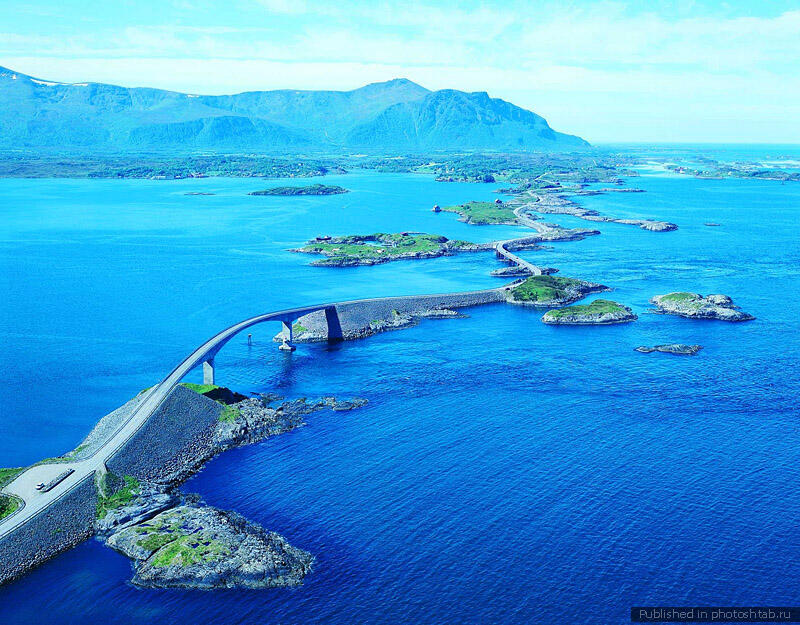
35;482;46;491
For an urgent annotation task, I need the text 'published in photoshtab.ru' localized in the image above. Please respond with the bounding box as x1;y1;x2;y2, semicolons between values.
632;607;800;622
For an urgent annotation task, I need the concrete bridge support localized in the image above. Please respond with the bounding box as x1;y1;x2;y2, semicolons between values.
202;358;215;385
279;320;296;352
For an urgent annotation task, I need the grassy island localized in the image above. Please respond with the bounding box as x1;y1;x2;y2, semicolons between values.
509;275;587;303
542;300;637;325
441;201;518;225
650;292;754;321
296;232;479;266
248;184;348;196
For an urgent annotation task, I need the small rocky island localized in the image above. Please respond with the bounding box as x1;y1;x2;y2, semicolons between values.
542;300;637;325
506;275;609;307
635;344;703;355
440;200;519;225
249;184;348;196
103;503;313;589
650;292;755;321
294;232;485;266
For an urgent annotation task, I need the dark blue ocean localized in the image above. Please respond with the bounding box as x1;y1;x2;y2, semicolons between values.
1;160;799;624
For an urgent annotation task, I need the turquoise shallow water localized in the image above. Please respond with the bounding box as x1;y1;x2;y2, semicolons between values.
1;162;799;624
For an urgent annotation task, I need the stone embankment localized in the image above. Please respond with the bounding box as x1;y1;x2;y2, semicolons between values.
106;385;222;485
0;475;96;585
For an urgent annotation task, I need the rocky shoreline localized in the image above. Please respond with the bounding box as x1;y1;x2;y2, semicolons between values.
93;390;367;589
103;501;314;589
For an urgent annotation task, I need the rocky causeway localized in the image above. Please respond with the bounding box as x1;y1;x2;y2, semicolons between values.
516;190;678;232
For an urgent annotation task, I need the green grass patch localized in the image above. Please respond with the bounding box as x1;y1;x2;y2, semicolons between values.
137;532;179;553
0;494;21;520
96;475;140;519
659;292;699;302
510;275;583;303
180;382;221;395
32;456;68;467
546;299;627;319
0;467;24;489
441;201;517;225
151;535;229;567
218;404;242;423
292;323;309;334
656;292;703;311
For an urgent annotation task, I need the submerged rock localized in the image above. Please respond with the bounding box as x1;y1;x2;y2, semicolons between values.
650;292;754;321
105;504;313;589
542;300;637;325
329;397;369;411
635;344;703;355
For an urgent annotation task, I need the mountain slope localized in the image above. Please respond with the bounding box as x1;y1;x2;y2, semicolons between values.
0;66;588;152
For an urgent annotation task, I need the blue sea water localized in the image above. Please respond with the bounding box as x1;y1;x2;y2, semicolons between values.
1;161;799;624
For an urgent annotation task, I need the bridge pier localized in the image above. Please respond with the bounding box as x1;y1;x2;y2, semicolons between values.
279;320;296;352
202;358;215;385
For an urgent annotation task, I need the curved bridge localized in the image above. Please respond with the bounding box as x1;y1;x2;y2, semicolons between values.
0;302;333;540
0;288;505;541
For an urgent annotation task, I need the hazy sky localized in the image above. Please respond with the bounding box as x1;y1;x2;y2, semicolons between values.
2;0;799;144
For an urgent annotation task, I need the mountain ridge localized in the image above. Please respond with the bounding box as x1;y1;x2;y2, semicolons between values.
0;66;589;152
